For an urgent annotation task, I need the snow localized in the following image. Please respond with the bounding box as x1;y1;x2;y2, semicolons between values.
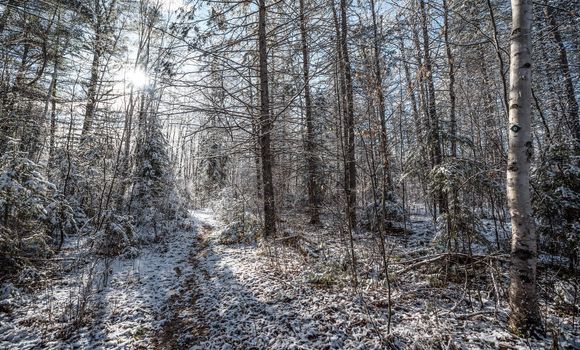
0;213;197;349
1;209;578;349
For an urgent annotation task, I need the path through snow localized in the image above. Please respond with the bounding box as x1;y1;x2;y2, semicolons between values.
2;209;577;349
0;211;198;349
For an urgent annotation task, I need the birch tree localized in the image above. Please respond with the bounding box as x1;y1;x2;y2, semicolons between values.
507;0;542;334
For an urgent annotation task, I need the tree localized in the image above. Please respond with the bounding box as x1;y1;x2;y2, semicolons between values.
506;0;542;334
258;0;276;237
81;0;118;138
338;0;357;228
299;0;321;226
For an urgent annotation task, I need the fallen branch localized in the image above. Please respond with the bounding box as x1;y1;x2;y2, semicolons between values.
274;234;320;258
457;310;495;320
394;253;510;276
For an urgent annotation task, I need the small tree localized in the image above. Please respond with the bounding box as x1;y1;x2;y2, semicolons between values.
0;140;75;276
132;114;178;232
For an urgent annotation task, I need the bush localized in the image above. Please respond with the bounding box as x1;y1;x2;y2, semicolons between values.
359;192;405;232
93;211;135;257
217;216;261;245
0;144;70;276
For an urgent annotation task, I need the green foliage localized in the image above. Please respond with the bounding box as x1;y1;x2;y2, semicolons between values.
217;218;260;245
198;127;228;201
306;271;337;287
359;191;405;232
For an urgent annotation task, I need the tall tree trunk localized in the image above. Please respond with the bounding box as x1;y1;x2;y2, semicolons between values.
46;19;61;172
507;0;542;334
332;3;345;194
419;0;447;217
340;0;356;227
370;0;392;193
258;0;276;237
543;1;579;142
299;0;320;225
82;1;103;138
443;0;459;251
443;0;456;158
398;29;420;144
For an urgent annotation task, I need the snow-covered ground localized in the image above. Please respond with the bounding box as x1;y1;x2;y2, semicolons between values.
0;212;198;349
182;212;578;349
1;209;578;349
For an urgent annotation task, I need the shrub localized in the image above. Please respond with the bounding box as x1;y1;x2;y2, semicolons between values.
0;144;63;276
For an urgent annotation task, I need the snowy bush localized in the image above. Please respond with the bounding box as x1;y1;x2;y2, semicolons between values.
0;282;20;312
428;158;499;253
432;211;490;253
211;186;251;223
217;215;261;245
198;128;228;202
0;144;61;276
45;194;79;248
131;116;183;232
359;191;405;232
93;211;135;257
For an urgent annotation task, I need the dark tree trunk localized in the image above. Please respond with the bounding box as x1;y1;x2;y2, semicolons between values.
299;0;320;225
543;1;579;142
340;0;357;228
258;0;276;237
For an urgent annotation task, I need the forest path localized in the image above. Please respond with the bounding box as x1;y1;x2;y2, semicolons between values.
0;210;199;350
159;209;398;350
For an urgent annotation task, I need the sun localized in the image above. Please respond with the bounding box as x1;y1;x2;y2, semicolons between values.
125;68;150;89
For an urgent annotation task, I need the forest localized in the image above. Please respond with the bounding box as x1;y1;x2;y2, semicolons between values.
0;0;578;348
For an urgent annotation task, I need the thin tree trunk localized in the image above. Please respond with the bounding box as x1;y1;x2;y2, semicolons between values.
443;0;459;251
46;24;60;171
419;0;447;217
299;0;320;225
443;0;456;158
370;0;392;193
82;1;103;137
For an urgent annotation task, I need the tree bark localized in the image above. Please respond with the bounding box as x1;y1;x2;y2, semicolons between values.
340;0;356;228
443;0;456;159
299;0;320;225
543;1;579;143
81;0;103;137
258;0;277;237
507;0;542;334
419;0;447;217
370;0;392;193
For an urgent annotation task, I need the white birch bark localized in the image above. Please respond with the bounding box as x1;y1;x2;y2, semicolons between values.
507;0;542;334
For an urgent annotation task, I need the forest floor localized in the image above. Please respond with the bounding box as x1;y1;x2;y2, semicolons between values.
1;208;578;349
